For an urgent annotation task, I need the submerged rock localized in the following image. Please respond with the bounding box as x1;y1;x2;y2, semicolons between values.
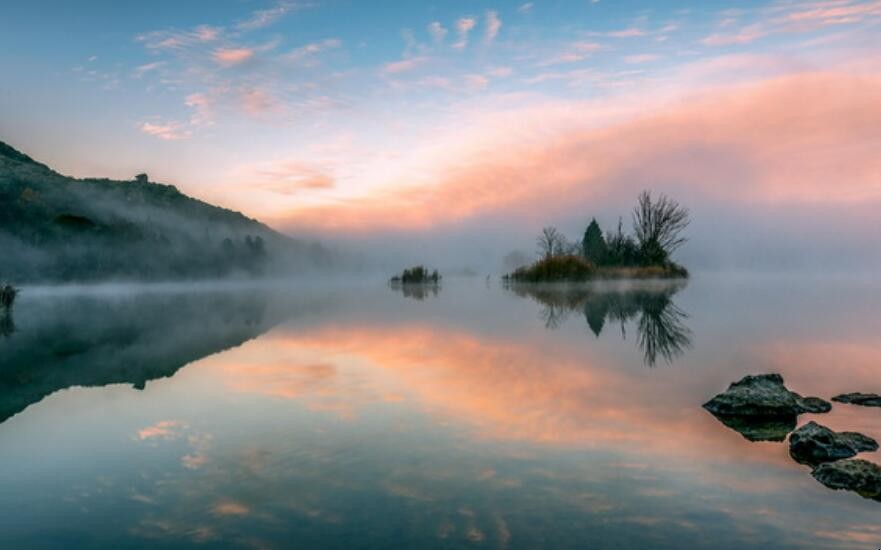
831;393;881;408
703;374;831;418
812;459;881;502
788;421;878;465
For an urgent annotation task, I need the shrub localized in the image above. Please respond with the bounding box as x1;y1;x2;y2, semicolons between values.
508;255;596;283
390;266;441;284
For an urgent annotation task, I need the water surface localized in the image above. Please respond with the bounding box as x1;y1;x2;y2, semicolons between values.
1;275;880;549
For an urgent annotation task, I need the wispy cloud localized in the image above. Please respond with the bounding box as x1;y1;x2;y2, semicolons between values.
427;21;447;43
537;41;602;66
132;61;164;78
701;24;765;46
518;3;534;14
453;17;477;49
782;0;881;29
604;27;647;38
213;47;256;66
485;11;502;43
139;121;190;141
625;54;661;64
238;159;337;195
236;1;304;31
383;56;429;74
287;38;342;62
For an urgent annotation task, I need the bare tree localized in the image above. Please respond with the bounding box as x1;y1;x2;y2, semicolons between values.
632;191;690;263
536;226;564;259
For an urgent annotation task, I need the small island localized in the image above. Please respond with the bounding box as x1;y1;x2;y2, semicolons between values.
389;265;441;285
504;191;689;282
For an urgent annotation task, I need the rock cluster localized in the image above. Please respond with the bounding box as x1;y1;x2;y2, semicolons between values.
702;374;829;441
704;374;881;503
703;374;830;418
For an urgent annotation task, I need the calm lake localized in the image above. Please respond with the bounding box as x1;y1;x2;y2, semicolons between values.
1;274;880;549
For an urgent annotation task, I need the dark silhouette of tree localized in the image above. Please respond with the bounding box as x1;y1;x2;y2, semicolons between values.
537;226;565;259
134;173;149;184
605;217;640;266
632;191;690;265
582;218;608;265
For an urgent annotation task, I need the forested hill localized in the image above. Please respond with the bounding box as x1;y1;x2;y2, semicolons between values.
0;141;332;282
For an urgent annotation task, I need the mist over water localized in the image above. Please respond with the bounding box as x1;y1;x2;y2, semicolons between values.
1;273;881;548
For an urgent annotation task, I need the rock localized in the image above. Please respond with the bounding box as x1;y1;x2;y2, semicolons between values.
788;421;878;465
703;374;831;418
832;393;881;408
812;459;881;502
711;414;797;442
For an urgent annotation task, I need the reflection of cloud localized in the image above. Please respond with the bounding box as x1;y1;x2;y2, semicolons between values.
212;501;250;516
138;420;187;440
182;433;214;470
205;325;731;458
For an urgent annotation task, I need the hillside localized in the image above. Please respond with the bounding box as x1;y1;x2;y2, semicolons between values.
0;141;332;281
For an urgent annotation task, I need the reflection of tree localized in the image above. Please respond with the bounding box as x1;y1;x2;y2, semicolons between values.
505;281;691;366
389;281;440;301
0;309;14;339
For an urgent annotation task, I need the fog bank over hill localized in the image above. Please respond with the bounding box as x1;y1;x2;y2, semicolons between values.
0;141;337;282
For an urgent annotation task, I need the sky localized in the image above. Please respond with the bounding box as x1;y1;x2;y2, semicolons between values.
1;0;880;270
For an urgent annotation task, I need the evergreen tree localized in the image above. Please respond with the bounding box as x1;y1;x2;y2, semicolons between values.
582;218;608;264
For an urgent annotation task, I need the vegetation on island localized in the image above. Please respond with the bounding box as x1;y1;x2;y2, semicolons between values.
505;191;690;282
390;265;441;285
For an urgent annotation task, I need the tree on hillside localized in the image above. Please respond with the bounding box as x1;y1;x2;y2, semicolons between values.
582;218;608;264
632;191;690;265
536;226;565;259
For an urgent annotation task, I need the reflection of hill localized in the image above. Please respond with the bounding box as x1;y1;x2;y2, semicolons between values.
0;290;280;424
505;280;691;366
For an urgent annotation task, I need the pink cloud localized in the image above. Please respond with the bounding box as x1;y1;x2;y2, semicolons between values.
783;0;881;28
624;54;660;64
485;10;502;42
213;47;255;66
139;121;189;141
453;17;477;49
701;24;765;46
383;56;429;74
269;69;881;233
605;27;646;38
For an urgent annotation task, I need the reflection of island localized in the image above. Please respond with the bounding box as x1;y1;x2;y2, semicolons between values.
0;290;284;424
505;280;691;366
389;281;441;300
390;283;440;300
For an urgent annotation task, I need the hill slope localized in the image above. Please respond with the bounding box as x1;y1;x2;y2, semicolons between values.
0;141;331;281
